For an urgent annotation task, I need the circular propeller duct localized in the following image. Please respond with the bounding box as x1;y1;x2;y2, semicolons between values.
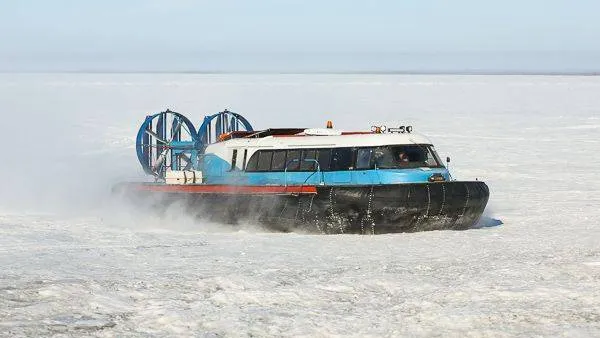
135;110;198;179
197;109;253;149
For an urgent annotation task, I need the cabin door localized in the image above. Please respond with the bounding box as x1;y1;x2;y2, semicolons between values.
228;148;247;184
329;148;353;184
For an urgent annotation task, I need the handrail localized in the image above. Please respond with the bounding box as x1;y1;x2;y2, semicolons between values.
284;159;323;187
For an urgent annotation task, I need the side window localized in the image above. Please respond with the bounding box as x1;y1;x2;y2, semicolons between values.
242;149;248;170
230;149;238;171
257;151;273;171
330;148;353;171
372;146;395;168
245;151;259;172
300;150;317;171
317;149;331;171
428;146;442;167
405;147;424;162
286;150;301;171
271;150;287;171
356;148;373;169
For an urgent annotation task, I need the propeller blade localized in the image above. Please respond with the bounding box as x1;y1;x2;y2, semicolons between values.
151;148;169;172
145;129;168;144
169;119;183;143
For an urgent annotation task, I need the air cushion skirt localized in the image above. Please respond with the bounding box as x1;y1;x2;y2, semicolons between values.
114;181;489;234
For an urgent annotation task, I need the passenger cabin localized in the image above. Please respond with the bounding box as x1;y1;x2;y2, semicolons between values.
199;128;450;186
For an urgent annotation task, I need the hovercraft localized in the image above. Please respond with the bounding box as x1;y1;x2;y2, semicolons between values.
114;109;489;234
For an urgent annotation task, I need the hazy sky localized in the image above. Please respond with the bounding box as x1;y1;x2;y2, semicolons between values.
1;0;599;72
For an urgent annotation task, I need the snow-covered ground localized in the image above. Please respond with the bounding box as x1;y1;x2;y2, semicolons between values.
1;74;599;337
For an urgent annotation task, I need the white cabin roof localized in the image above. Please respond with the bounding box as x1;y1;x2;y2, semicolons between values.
205;130;434;153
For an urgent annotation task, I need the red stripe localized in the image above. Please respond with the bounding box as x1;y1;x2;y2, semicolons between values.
128;184;317;195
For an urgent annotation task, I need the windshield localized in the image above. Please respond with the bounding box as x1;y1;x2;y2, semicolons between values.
370;145;442;169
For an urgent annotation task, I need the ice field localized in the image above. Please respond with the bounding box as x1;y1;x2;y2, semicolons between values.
1;74;599;336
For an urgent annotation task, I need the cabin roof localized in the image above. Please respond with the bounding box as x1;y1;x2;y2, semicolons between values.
205;130;434;152
246;128;307;138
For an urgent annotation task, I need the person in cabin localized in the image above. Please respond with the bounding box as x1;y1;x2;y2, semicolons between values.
398;152;410;166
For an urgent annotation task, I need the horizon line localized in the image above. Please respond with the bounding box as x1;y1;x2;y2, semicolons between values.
1;69;600;76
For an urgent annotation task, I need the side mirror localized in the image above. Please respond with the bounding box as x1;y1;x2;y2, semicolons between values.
446;156;451;163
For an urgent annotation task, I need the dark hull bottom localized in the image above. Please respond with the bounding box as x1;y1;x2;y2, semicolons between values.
115;182;489;234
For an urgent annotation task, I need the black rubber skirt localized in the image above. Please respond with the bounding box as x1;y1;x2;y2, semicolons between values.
115;181;489;234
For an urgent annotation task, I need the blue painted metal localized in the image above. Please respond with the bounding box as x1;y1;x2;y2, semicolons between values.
135;110;198;178
136;109;253;178
284;159;323;187
171;113;181;170
197;110;253;148
135;110;452;186
142;122;151;169
197;153;450;186
156;113;166;176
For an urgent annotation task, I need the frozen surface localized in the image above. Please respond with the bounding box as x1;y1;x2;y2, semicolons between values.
1;74;599;336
